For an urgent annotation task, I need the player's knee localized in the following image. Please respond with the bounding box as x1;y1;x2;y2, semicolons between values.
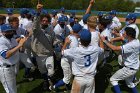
48;69;54;77
110;77;118;86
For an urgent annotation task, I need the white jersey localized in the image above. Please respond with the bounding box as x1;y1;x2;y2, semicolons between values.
0;36;19;65
63;45;104;77
90;31;100;46
5;16;9;24
54;24;65;36
67;35;79;48
121;39;140;70
120;24;139;39
112;16;121;28
100;28;112;41
79;20;88;30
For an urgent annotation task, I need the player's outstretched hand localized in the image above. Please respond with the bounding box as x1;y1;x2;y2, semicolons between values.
19;37;27;47
90;0;95;5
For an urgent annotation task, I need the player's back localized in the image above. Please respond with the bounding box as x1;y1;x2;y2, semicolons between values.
69;45;103;77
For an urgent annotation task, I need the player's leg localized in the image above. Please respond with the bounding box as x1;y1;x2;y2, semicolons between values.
36;56;50;91
45;56;54;77
0;66;17;93
84;77;95;93
125;70;138;93
51;57;71;90
20;53;35;81
71;77;85;93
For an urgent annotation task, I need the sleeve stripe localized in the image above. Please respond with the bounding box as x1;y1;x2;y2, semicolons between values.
0;49;8;55
121;46;124;54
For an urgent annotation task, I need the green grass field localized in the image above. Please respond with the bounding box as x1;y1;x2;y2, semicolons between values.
0;24;140;93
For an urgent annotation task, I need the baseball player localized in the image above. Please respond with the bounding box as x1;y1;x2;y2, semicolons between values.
109;10;122;29
0;24;26;93
50;24;82;90
5;8;13;24
87;16;100;47
101;27;139;93
8;16;35;80
31;3;61;91
62;29;104;93
79;0;95;29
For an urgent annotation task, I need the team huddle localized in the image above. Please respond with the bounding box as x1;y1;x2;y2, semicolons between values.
0;0;140;93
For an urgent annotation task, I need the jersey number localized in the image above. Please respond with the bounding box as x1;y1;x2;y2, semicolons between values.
84;55;91;67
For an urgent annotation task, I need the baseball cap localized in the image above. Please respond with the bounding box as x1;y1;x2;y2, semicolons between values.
79;29;91;41
1;24;14;32
41;9;48;15
109;10;117;15
6;8;13;14
126;13;137;20
98;12;103;17
69;18;74;23
83;14;90;23
51;10;57;15
60;7;65;12
20;8;29;14
58;16;65;23
72;24;82;33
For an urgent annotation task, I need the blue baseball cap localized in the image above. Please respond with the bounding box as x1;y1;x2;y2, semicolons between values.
20;8;29;14
51;10;57;15
6;8;13;14
1;24;14;32
126;13;137;20
69;18;74;23
41;9;48;15
83;14;90;23
60;7;65;12
79;29;91;41
72;24;82;33
109;10;117;15
98;12;103;17
64;16;68;21
58;16;65;23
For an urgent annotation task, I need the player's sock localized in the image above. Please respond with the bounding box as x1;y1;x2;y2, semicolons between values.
113;85;121;93
131;87;138;93
54;79;65;88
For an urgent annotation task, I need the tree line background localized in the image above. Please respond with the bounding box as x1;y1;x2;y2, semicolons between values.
0;0;140;12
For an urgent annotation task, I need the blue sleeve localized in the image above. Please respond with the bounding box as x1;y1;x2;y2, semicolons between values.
1;51;7;58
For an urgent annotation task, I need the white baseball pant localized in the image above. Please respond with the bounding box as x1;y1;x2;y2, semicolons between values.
0;66;17;93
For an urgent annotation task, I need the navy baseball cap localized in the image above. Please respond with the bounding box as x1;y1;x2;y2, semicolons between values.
51;10;57;15
98;12;103;17
126;13;137;20
20;8;29;14
83;14;90;23
72;24;82;33
109;10;117;15
69;18;74;23
79;29;91;41
1;24;14;32
6;8;13;14
58;16;65;23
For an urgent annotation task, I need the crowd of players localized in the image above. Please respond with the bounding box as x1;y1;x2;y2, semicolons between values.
0;0;140;93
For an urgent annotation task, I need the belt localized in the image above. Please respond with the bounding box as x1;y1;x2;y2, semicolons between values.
0;64;15;68
124;66;136;70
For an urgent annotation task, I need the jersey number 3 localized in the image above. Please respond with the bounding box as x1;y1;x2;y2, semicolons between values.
84;55;91;67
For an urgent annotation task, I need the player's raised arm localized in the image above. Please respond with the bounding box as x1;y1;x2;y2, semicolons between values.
85;0;95;14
